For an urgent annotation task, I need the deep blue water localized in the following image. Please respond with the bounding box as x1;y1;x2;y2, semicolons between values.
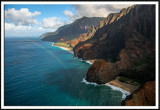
4;37;124;106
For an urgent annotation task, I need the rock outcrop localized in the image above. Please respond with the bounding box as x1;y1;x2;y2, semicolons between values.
86;49;133;84
98;5;134;28
40;17;104;42
65;25;96;48
121;81;155;106
86;59;119;84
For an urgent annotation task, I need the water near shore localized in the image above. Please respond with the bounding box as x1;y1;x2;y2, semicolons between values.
5;37;125;106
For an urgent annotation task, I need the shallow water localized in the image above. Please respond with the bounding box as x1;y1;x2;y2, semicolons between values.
4;37;124;106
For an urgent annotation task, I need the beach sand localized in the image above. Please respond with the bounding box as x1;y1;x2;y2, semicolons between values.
53;43;73;53
109;76;140;93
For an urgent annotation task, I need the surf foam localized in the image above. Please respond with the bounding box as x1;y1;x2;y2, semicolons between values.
78;58;93;65
85;61;93;65
81;78;99;86
103;83;130;99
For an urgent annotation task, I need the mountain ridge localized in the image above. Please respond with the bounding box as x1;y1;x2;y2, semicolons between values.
60;5;135;49
40;17;104;42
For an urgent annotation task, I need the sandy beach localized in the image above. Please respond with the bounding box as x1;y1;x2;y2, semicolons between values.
108;77;140;93
52;43;73;53
87;60;96;64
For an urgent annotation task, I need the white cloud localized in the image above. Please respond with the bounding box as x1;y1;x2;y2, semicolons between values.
5;23;53;37
72;4;134;19
112;4;133;10
63;10;74;23
42;17;67;29
5;8;41;26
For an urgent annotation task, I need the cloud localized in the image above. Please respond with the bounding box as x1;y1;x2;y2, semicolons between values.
5;23;53;37
5;8;41;26
63;10;74;22
111;4;133;10
72;4;133;19
42;17;67;29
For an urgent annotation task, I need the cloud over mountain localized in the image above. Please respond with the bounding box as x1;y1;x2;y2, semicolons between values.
42;17;67;29
63;10;74;23
73;4;133;18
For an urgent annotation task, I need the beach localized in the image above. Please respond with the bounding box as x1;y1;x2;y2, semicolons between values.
108;77;140;93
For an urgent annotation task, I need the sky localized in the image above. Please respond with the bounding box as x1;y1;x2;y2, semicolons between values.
4;4;134;37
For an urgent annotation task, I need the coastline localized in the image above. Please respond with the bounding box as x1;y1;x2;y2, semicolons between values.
52;43;94;64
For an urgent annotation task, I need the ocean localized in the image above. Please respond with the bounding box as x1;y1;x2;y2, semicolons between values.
4;37;126;106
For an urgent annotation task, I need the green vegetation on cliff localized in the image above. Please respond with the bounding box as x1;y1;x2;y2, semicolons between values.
54;42;73;50
118;76;144;86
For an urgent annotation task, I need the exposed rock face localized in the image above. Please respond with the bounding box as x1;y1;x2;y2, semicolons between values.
98;5;134;28
86;59;119;84
74;5;155;83
64;6;134;49
40;17;104;42
121;81;155;106
74;5;155;62
86;49;133;84
65;25;96;48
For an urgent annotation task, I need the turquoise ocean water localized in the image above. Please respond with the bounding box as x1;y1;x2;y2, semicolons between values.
4;37;125;106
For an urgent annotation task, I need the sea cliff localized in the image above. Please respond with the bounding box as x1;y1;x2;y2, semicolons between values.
41;4;156;106
73;5;155;106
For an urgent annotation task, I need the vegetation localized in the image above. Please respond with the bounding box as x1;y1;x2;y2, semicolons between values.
97;59;103;63
119;76;145;86
54;42;72;50
134;57;154;66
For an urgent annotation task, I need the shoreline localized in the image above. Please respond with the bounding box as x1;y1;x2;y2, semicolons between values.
52;43;95;64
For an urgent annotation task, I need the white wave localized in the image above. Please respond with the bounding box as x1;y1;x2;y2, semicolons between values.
51;43;54;46
85;61;93;65
68;51;74;54
78;58;93;65
81;78;99;86
103;83;130;99
79;58;83;61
